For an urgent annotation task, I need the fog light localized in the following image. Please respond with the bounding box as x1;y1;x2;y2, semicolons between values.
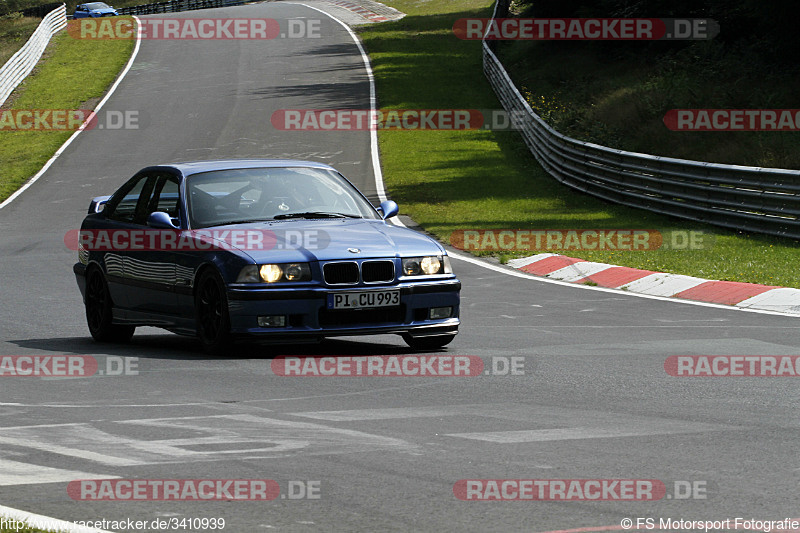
258;315;286;328
429;307;452;319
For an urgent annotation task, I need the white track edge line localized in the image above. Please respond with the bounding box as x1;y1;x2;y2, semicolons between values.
290;2;403;226
0;16;143;211
0;505;111;533
304;2;800;319
0;504;112;533
0;17;141;533
448;250;800;317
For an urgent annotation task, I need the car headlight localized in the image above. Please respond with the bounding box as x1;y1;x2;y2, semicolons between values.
284;263;307;281
260;264;283;283
402;255;452;276
236;263;312;283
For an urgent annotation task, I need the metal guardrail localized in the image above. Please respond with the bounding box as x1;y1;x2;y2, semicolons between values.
119;0;244;16
482;1;800;240
0;3;67;107
21;2;64;18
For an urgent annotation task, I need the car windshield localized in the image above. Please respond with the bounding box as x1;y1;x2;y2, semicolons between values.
186;166;380;228
85;2;111;9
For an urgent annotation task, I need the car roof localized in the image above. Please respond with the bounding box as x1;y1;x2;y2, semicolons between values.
155;159;337;178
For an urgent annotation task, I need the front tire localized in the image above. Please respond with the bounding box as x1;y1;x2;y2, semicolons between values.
85;268;135;343
195;269;233;354
402;333;455;350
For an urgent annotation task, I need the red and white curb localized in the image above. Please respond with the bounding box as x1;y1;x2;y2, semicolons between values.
508;253;800;316
319;0;405;23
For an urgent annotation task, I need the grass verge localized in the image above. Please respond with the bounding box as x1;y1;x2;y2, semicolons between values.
358;0;800;288
0;25;134;202
498;8;800;170
0;12;39;65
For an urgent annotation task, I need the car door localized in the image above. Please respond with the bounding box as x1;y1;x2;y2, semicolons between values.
122;172;182;316
95;172;153;310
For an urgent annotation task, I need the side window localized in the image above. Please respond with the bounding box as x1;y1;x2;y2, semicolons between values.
105;175;153;224
146;175;181;221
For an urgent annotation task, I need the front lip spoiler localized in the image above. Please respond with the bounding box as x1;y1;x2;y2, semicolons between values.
233;321;459;339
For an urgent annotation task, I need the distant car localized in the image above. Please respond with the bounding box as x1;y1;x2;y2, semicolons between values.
73;2;118;18
73;160;461;353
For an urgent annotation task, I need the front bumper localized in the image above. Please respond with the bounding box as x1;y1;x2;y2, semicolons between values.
226;279;461;339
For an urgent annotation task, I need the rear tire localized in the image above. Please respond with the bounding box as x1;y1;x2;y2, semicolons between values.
402;333;455;350
195;269;233;355
85;268;135;343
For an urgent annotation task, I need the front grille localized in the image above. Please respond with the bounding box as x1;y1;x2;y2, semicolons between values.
323;262;359;285
319;306;406;327
362;260;394;283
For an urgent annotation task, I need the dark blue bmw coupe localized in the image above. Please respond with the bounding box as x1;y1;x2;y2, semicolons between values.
73;160;460;353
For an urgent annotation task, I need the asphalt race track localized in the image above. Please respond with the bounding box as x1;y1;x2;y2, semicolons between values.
1;3;800;532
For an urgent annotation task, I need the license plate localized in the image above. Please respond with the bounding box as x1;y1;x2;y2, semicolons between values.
329;290;400;310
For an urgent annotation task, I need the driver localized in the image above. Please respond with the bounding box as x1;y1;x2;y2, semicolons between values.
257;173;316;216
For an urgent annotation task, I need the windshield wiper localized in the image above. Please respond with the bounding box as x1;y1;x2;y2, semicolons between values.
209;218;272;226
273;211;362;220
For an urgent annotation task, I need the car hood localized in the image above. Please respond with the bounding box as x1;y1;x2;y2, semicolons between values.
91;8;117;14
209;219;445;263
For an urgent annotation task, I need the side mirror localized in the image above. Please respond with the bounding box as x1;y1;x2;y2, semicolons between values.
147;211;179;229
88;195;111;214
378;200;399;220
